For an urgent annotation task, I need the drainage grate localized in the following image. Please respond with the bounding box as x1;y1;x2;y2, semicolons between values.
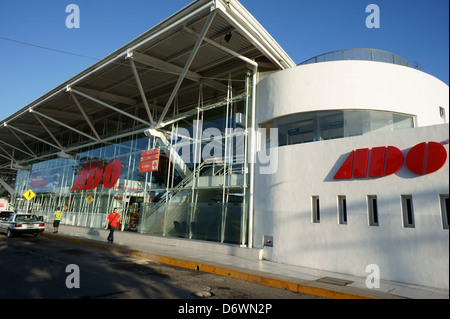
316;277;354;286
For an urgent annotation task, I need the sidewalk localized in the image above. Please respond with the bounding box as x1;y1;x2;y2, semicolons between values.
43;224;449;299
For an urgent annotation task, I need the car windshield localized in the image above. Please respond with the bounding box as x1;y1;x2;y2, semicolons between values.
16;215;38;222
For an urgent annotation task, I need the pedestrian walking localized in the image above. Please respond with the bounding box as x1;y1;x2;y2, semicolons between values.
52;207;63;233
105;208;121;243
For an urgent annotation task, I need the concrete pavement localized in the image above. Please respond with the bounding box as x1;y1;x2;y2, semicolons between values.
41;224;449;299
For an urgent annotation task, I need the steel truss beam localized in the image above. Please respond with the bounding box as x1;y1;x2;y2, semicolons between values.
31;109;98;143
127;51;228;93
69;87;152;127
69;92;102;141
72;86;136;106
160;92;247;127
157;10;217;127
0;146;14;161
32;113;64;149
5;123;61;151
6;127;37;158
0;138;35;158
127;57;156;126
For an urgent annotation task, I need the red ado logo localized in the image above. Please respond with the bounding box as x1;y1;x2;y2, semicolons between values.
71;159;122;191
334;141;448;179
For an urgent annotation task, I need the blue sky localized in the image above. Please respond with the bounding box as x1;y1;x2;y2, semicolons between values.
0;0;448;121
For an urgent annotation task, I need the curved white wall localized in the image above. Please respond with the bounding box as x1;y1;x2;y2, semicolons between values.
253;61;449;289
256;61;449;127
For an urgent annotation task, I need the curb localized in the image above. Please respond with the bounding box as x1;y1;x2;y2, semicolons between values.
41;232;400;299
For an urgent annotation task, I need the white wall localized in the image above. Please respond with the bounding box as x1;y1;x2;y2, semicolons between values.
253;62;449;289
253;124;449;289
256;61;449;126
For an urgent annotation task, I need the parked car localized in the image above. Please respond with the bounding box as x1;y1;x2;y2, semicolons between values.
0;210;14;221
0;213;45;238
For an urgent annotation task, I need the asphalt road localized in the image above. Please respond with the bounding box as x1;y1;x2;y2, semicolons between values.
0;234;323;301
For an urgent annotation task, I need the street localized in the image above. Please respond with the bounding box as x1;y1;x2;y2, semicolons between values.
0;234;323;300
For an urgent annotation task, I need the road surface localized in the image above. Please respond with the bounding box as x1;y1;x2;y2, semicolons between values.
0;234;323;300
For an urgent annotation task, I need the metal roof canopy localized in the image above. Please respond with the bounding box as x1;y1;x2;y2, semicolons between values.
0;0;295;178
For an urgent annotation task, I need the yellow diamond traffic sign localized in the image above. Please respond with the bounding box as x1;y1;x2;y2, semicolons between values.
23;189;36;201
85;195;94;204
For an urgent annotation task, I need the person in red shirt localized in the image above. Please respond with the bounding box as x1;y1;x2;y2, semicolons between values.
105;208;121;243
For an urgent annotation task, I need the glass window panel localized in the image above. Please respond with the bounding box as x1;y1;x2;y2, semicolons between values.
344;110;363;137
261;110;414;148
370;111;394;134
393;114;414;130
318;111;344;141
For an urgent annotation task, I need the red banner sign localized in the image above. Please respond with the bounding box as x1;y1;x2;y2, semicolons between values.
139;148;160;173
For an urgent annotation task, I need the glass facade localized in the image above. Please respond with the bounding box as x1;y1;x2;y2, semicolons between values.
261;110;414;147
12;74;254;246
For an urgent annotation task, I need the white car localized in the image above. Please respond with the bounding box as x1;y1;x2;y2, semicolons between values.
0;213;45;238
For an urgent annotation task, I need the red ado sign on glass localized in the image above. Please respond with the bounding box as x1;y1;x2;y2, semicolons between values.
71;159;122;191
334;141;448;179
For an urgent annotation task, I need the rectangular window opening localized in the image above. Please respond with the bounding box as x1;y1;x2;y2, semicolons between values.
367;195;378;226
401;195;415;228
312;196;320;223
439;106;445;119
338;196;347;225
440;194;449;230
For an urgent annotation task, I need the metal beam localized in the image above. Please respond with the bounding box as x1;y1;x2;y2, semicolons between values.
31;109;98;143
0;153;12;161
128;51;201;82
11;126;150;170
157;10;216;127
161;92;247;127
6;127;37;158
39;109;88;121
5;124;62;151
72;86;137;106
0;138;36;158
183;26;257;66
0;178;14;196
127;50;228;94
69;92;102;141
32;113;65;149
127;57;156;126
0;145;14;160
69;88;152;127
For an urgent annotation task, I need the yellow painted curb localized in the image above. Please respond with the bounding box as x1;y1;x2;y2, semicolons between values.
42;232;380;299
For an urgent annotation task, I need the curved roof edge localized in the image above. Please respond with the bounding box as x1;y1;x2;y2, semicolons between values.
2;0;295;125
298;48;413;68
